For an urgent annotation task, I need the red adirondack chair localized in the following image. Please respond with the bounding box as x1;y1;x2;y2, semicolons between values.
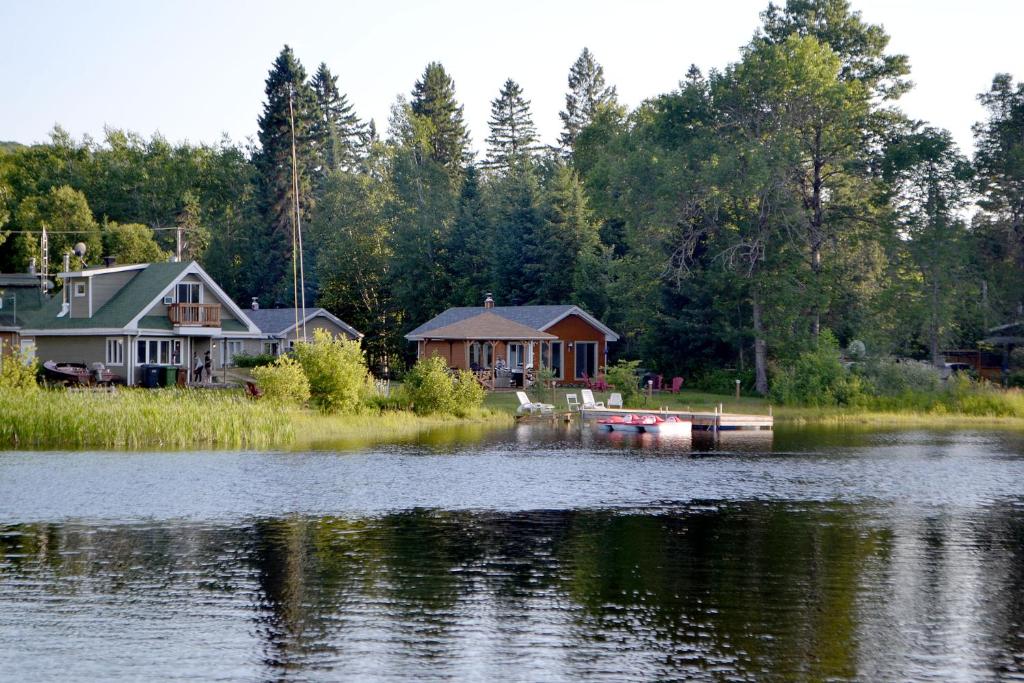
669;376;684;393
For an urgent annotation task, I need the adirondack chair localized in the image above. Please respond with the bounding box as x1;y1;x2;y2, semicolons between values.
565;393;581;411
580;389;605;409
669;376;684;393
245;381;264;400
608;392;623;409
516;391;554;415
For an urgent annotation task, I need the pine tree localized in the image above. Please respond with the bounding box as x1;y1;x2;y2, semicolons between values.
310;62;366;176
492;170;545;305
445;165;495;305
253;45;316;305
410;62;471;175
559;48;618;152
484;79;538;174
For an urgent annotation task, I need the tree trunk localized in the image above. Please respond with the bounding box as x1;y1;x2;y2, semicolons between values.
752;293;769;396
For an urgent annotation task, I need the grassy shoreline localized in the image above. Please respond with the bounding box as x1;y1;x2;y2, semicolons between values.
0;387;513;451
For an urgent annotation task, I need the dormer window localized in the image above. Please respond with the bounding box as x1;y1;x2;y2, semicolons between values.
176;282;201;304
73;282;86;297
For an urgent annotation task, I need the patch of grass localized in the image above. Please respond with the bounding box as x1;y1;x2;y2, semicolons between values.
0;387;293;450
288;407;512;450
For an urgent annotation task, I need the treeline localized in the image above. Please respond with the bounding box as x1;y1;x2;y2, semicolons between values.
2;0;1023;391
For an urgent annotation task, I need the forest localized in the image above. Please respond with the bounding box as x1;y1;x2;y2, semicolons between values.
1;0;1023;394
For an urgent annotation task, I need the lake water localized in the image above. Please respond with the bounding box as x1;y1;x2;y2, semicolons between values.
3;424;1024;681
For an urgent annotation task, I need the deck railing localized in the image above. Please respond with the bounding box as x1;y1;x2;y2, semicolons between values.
168;303;221;327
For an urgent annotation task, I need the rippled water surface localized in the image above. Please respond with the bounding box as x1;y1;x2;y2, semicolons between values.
3;425;1024;681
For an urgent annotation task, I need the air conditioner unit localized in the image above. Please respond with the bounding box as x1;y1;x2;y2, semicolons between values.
163;296;174;305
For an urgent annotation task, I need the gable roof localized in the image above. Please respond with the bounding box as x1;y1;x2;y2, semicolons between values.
406;305;619;341
19;261;260;336
245;307;363;339
418;311;557;341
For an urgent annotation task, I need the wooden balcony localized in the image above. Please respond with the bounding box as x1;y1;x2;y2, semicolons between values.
168;303;221;327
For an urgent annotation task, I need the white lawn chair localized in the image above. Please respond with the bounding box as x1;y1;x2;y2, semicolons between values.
580;389;605;409
565;393;581;411
516;391;554;415
608;392;623;409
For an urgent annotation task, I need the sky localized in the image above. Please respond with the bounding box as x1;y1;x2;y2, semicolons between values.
1;0;1022;156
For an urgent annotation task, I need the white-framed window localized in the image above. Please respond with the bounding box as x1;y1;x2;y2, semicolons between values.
176;282;202;304
574;341;598;380
73;282;86;297
105;337;124;366
262;341;280;356
136;338;183;365
508;343;534;369
19;339;35;363
223;340;244;366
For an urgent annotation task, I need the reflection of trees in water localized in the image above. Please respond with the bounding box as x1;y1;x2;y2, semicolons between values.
5;504;1024;679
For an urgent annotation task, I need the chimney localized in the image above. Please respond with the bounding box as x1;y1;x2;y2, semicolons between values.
484;293;494;309
251;297;260;311
28;258;36;275
103;256;116;268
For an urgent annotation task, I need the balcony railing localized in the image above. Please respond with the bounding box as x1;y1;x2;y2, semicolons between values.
168;303;221;327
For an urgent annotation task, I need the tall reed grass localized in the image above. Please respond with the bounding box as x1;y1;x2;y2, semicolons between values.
0;388;293;450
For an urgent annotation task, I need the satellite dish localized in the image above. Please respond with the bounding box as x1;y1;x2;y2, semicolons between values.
73;242;87;257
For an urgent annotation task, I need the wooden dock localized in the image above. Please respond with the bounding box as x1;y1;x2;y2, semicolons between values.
580;407;773;431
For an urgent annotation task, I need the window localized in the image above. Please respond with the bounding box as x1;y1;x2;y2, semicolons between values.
508;343;524;369
574;342;597;380
262;341;280;356
469;342;493;369
136;338;182;365
176;282;202;304
223;340;244;366
105;338;124;366
542;341;563;379
19;339;35;363
73;282;86;297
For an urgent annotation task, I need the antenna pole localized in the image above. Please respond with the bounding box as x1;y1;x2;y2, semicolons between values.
288;86;301;342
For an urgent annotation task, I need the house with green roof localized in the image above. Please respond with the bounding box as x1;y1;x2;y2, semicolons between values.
10;260;261;385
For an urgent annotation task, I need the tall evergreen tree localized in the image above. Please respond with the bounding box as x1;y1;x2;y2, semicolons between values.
559;48;618;152
310;63;366;176
253;45;317;305
445;165;495;305
491;170;545;305
484;79;538;174
410;62;471;176
974;74;1024;256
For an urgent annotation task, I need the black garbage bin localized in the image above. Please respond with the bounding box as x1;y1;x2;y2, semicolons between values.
142;364;162;389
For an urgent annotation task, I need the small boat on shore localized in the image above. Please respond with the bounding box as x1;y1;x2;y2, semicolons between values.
42;361;92;385
596;414;692;436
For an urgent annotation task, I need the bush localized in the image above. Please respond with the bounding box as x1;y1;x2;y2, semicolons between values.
402;355;484;416
0;343;39;391
251;355;310;406
292;329;371;413
605;359;642;405
855;357;942;396
233;352;277;368
770;331;865;407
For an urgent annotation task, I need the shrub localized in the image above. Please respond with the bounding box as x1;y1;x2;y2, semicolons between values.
0;343;39;391
451;369;485;415
402;355;484;416
605;359;642;405
855;357;942;396
251;355;310;406
292;329;371;413
770;331;865;407
233;352;277;368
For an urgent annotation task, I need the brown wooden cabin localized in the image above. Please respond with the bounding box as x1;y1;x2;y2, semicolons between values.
405;298;619;387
